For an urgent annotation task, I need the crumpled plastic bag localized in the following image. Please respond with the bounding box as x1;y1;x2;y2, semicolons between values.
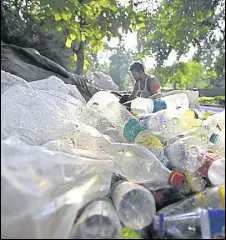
1;85;84;145
1;70;31;94
1;136;114;239
29;76;86;104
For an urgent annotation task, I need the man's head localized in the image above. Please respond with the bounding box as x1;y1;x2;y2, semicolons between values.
129;62;145;82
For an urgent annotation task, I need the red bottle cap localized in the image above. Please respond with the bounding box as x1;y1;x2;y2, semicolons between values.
169;171;184;188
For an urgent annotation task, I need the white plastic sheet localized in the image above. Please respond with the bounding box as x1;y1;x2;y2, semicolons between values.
1;136;114;239
1;85;84;145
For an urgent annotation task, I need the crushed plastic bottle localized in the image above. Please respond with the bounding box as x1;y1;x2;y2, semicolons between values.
111;181;156;230
153;208;225;239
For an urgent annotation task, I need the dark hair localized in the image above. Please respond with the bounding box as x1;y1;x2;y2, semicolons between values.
129;62;145;72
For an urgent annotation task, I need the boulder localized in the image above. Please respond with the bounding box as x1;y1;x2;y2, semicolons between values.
1;42;99;101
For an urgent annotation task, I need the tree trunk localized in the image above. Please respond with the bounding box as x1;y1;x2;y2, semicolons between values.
75;41;85;75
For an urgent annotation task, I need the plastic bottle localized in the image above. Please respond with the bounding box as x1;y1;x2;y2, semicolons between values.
130;97;167;115
111;181;156;230
181;127;225;156
202;110;225;133
165;136;207;172
160;92;190;111
197;151;225;186
130;93;189;116
165;127;224;171
102;101;168;164
158;185;225;216
153;208;225;239
86;91;119;113
69;199;122;239
139;109;202;141
56;124;184;191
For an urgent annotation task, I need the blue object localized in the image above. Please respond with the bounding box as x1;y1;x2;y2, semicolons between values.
153;99;167;113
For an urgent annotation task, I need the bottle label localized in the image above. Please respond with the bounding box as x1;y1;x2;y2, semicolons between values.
139;115;151;129
135;131;163;149
209;133;220;144
123;118;146;143
207;209;225;239
198;151;220;177
153;99;167;113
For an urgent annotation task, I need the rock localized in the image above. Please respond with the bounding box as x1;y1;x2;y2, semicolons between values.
1;42;100;101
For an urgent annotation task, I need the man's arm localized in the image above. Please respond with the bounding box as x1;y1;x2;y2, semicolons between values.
148;76;160;96
129;82;138;100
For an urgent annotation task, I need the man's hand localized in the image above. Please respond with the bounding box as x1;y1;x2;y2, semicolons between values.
129;82;138;100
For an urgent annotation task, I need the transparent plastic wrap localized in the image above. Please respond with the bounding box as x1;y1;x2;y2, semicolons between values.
1;70;31;93
1;136;114;239
1;85;84;145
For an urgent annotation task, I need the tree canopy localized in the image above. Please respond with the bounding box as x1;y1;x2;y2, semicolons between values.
1;0;225;89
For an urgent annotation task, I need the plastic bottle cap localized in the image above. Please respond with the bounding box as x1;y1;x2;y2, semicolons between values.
169;171;183;188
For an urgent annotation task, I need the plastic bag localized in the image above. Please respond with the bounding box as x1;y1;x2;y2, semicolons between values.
1;70;31;94
1;85;84;145
28;76;86;103
1;135;114;239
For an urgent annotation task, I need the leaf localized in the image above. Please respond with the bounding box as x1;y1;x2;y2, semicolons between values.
62;12;72;21
81;33;86;42
99;0;108;8
65;38;72;48
54;13;62;21
132;24;137;31
138;16;145;22
57;26;63;31
73;53;78;61
137;23;145;28
70;33;76;40
122;227;142;239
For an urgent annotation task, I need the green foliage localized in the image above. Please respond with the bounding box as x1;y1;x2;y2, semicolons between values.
121;227;142;239
150;60;207;89
137;0;223;66
198;96;225;105
17;0;146;73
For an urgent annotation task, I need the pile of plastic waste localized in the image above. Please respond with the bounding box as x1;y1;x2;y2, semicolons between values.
1;70;225;239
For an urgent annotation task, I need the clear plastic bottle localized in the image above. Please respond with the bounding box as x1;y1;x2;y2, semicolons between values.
197;151;225;186
86;91;119;113
54;124;184;191
182;127;225;156
202;110;225;133
111;181;156;230
139;109;202;142
165;136;206;172
130;93;189;115
158;185;225;216
153;208;225;239
70;199;122;239
161;92;190;111
102;101;168;164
